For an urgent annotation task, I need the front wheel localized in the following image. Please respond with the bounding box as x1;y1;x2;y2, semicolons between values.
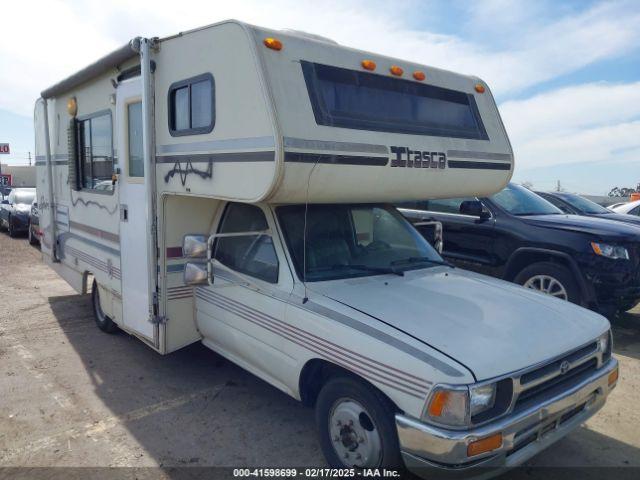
7;216;16;237
514;262;582;304
92;281;118;333
315;376;403;470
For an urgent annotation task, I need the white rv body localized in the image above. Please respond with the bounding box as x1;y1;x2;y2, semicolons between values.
35;20;616;474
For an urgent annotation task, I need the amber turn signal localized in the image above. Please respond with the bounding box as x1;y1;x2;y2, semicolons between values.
361;60;376;71
475;83;486;93
427;390;449;417
413;71;426;81
608;367;619;386
263;37;283;51
467;433;503;457
390;65;404;76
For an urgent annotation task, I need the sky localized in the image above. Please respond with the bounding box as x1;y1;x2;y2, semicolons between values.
1;0;639;194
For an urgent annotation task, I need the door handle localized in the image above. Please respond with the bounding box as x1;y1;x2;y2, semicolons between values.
120;204;128;222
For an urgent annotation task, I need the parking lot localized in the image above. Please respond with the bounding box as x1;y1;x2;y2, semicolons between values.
1;232;639;474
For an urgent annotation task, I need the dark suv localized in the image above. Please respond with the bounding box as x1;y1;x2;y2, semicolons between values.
399;183;640;316
536;191;640;227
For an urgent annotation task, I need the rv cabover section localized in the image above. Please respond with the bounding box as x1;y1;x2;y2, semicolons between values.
35;20;617;475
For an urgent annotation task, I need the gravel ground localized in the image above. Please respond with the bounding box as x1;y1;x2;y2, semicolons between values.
0;232;639;477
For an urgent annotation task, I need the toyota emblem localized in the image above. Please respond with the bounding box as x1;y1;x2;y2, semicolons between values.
560;361;571;374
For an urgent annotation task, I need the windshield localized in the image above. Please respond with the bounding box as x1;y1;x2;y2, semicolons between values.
560;193;610;214
491;184;563;216
13;190;35;205
277;204;444;281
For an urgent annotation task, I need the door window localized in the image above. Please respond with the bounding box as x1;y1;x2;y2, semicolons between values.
214;203;279;284
77;112;114;191
127;102;144;177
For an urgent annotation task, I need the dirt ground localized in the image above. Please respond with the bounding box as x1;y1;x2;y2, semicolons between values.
1;232;639;476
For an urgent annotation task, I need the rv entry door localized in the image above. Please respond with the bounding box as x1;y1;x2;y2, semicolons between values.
116;78;154;342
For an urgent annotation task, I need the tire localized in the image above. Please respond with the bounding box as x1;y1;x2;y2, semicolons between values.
28;223;37;245
315;375;403;470
7;215;16;237
92;281;118;333
514;262;582;304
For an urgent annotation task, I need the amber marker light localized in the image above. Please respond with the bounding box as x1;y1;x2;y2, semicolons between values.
413;71;426;81
475;83;486;93
608;367;619;386
67;97;77;117
390;65;404;76
263;37;283;51
361;59;376;71
467;433;503;457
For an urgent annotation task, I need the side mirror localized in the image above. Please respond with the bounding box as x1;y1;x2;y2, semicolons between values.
184;262;210;286
460;200;490;220
182;234;208;258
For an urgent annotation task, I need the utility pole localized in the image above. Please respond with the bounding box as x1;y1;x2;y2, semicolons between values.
28;151;31;166
556;180;561;192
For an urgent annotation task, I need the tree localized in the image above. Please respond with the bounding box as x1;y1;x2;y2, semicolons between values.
608;184;640;197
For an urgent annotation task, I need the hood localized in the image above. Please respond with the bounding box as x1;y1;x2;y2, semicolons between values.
520;214;640;240
311;268;609;381
592;212;640;227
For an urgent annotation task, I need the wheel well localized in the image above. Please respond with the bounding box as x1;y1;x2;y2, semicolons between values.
298;359;400;413
504;251;573;282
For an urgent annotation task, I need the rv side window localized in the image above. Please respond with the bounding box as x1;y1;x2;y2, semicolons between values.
77;111;114;192
168;73;215;136
213;203;279;284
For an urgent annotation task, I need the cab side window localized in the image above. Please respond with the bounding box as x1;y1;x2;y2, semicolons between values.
213;203;279;283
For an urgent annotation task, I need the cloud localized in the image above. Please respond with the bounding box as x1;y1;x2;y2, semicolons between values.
499;82;640;171
1;0;639;117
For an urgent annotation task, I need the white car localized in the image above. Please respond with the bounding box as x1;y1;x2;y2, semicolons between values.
611;199;640;216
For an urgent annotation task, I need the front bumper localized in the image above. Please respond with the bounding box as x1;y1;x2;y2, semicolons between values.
396;358;618;477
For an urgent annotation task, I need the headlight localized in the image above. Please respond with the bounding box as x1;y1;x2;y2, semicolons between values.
469;383;496;417
424;383;497;427
599;330;612;361
591;242;629;260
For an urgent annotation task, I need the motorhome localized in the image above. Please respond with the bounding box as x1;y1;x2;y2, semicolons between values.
35;20;618;476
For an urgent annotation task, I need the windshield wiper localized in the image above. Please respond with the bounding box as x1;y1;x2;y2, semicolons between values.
310;264;404;276
390;257;454;269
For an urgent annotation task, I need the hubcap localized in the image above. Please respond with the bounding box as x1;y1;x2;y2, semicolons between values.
329;399;382;468
523;274;568;300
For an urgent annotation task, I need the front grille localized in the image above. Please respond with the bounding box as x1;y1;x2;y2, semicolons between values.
520;342;597;386
514;358;598;411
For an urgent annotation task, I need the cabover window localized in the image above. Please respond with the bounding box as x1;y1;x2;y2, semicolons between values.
213;203;279;284
301;61;489;140
168;73;215;136
72;111;114;192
